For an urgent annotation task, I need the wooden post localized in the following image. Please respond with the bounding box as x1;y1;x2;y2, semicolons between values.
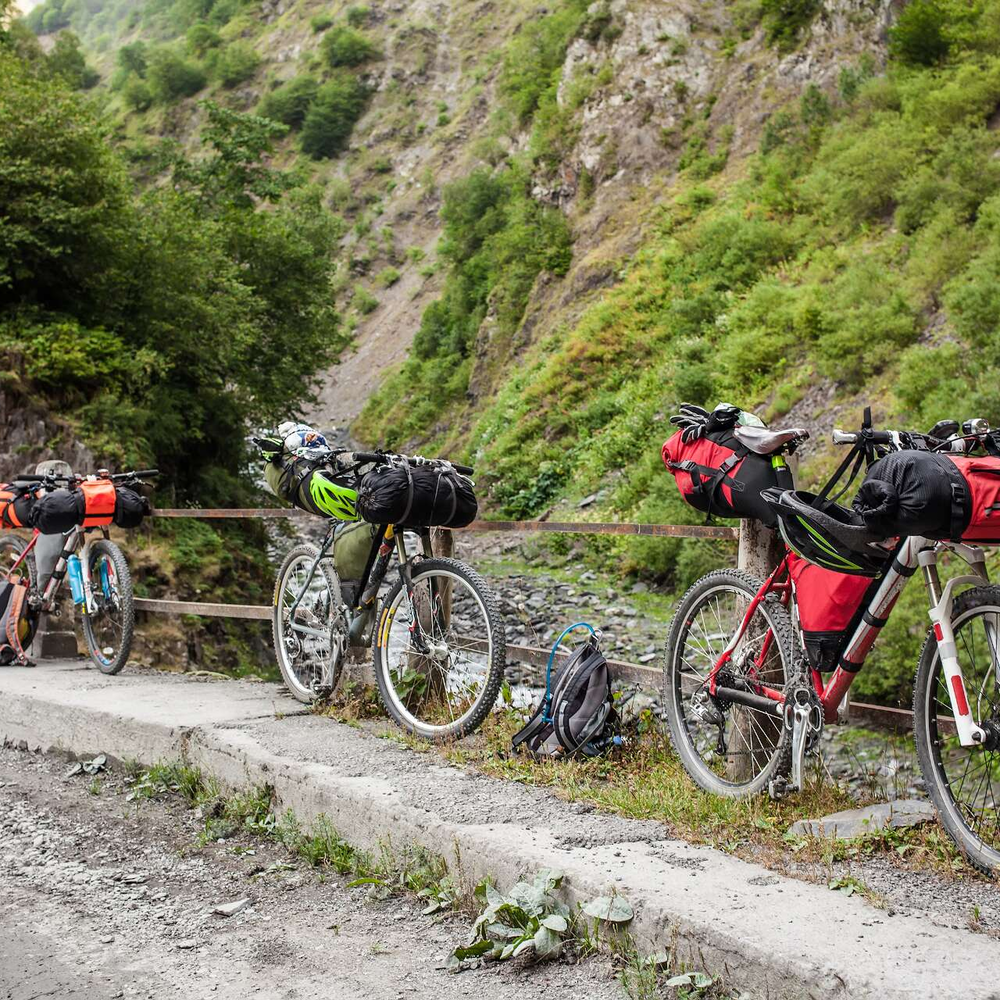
727;519;786;781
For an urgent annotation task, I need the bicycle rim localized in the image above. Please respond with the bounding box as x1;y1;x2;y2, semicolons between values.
85;550;125;667
377;566;496;736
922;600;1000;865
274;551;341;699
667;576;791;794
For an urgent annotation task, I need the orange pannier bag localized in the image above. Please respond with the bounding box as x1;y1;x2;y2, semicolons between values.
79;479;117;527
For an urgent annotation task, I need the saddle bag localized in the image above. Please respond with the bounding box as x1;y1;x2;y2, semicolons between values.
662;426;780;526
264;454;360;521
356;463;477;529
0;574;31;666
512;626;619;758
787;553;877;671
853;451;1000;543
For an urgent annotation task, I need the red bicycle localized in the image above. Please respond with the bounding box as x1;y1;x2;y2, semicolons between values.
663;418;1000;872
0;469;156;673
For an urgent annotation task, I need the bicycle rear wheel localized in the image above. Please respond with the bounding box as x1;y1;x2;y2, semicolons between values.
913;585;1000;873
81;539;134;675
664;569;795;797
0;533;40;654
373;557;505;740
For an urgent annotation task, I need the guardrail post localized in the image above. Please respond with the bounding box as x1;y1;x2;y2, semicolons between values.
33;460;79;660
737;519;783;578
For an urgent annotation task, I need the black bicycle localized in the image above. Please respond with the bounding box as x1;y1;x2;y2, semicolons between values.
268;449;506;741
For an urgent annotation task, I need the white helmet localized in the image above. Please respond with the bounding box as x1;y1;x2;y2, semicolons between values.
277;421;332;460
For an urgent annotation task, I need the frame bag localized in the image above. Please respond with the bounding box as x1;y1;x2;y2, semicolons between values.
853;451;1000;543
787;553;877;671
0;574;31;666
332;521;377;580
512;626;619;758
662;427;780;526
356;464;477;529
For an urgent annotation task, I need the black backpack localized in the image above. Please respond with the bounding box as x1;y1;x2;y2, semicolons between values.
512;625;619;759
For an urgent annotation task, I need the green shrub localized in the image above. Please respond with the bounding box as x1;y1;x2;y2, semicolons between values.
117;40;148;78
147;47;207;102
375;266;400;288
345;5;370;26
47;31;99;90
353;284;378;313
257;74;318;128
889;0;950;66
216;41;260;87
310;13;334;32
122;74;154;111
300;73;366;158
760;0;819;50
186;22;221;56
320;24;380;67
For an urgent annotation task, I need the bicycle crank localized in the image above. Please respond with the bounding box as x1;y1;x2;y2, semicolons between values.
781;683;824;795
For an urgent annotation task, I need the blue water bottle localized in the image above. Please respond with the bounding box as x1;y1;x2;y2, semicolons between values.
66;554;85;605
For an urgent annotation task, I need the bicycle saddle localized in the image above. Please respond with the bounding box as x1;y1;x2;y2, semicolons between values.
733;425;809;456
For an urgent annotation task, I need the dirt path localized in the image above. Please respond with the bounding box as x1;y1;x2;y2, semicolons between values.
0;745;625;1000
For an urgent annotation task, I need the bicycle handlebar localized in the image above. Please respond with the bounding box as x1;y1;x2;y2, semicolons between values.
352;451;474;476
11;469;159;485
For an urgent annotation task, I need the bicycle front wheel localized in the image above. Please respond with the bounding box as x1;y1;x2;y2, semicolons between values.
272;544;346;703
0;533;40;654
82;539;134;675
913;585;1000;873
664;569;795;797
373;557;505;740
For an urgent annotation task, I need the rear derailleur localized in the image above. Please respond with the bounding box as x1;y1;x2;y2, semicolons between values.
768;673;823;801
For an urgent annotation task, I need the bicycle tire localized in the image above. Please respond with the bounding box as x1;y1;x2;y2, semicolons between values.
0;533;40;653
81;539;134;675
272;544;345;703
372;557;505;740
913;585;1000;874
663;569;795;797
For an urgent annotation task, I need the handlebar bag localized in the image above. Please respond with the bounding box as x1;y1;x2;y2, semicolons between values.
0;484;38;529
787;553;878;671
356;464;477;528
662;428;782;526
264;454;360;521
29;484;151;534
853;451;1000;542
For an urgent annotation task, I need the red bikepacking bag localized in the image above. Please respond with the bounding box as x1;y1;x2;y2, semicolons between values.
662;427;780;527
787;553;876;671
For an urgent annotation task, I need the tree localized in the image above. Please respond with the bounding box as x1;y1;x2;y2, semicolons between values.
300;73;366;158
890;0;951;66
47;30;99;89
117;40;148;77
320;24;379;67
147;46;207;102
215;40;260;87
257;74;318;128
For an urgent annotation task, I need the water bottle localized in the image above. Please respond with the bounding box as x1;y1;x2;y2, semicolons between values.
66;553;85;605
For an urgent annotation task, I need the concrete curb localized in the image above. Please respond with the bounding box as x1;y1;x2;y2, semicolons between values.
2;661;998;1000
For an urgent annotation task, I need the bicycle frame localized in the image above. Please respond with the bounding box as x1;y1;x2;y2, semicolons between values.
6;525;108;617
283;522;436;651
706;537;996;747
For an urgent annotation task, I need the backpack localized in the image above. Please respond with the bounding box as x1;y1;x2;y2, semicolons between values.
512;625;619;758
853;450;1000;543
662;409;783;527
786;553;880;672
0;574;32;666
356;462;478;529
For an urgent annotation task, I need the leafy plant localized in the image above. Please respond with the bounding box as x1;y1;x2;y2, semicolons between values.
450;870;572;967
257;74;318;128
889;0;950;66
320;24;379;68
215;40;260;87
300;72;367;158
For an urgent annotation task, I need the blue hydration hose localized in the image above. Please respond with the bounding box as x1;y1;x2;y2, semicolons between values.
543;622;596;722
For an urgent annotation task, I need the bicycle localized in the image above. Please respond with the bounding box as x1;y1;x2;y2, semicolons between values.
663;415;1000;871
268;448;506;740
0;469;158;674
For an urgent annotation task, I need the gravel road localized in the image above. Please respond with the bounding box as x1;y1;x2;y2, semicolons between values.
0;744;626;1000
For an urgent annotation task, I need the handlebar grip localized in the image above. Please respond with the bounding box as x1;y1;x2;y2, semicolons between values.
133;469;159;477
452;463;474;475
832;430;858;445
352;451;385;465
